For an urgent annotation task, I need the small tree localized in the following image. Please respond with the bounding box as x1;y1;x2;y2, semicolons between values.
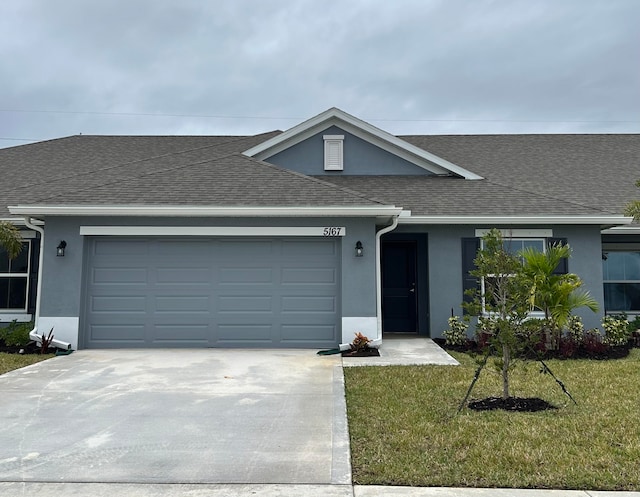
465;229;530;400
624;179;640;221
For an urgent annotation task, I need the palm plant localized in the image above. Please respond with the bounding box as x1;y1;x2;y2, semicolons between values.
624;179;640;221
521;243;598;346
0;221;23;259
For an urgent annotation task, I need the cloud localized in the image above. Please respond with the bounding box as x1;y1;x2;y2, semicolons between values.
0;0;638;147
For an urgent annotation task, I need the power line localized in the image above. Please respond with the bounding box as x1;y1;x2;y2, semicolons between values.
0;108;300;120
0;137;41;142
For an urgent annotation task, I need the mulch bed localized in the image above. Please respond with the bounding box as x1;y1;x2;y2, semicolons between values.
341;347;380;357
468;396;558;412
433;337;632;360
0;340;54;355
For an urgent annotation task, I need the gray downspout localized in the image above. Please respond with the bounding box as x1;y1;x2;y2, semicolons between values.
23;216;71;350
371;215;399;346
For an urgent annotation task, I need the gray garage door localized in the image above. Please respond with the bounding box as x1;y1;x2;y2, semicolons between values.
82;237;341;349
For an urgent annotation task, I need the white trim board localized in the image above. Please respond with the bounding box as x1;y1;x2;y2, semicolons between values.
80;226;347;237
10;205;401;218
399;215;633;225
602;226;640;234
475;229;553;238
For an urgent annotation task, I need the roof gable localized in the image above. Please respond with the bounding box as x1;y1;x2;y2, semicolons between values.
243;108;483;180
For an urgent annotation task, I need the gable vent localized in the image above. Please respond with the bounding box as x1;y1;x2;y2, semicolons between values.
324;135;344;171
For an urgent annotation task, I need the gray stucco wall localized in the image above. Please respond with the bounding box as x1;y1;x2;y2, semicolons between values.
394;224;606;339
553;225;605;330
39;215;378;324
267;125;433;176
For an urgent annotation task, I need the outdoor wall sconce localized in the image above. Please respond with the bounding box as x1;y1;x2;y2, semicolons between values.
57;240;67;257
355;241;363;257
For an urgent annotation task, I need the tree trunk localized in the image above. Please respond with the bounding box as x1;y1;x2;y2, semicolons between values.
502;344;511;400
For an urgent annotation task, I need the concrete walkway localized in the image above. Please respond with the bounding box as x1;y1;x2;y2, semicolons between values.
342;334;459;367
1;481;639;496
1;339;639;496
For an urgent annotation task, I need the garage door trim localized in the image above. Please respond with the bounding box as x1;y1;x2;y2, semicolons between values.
80;226;346;237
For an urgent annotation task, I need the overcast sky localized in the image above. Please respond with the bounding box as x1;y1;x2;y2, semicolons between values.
1;0;638;148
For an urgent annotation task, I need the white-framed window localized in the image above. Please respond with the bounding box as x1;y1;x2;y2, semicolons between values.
602;244;640;312
323;135;344;171
479;237;546;316
0;241;31;312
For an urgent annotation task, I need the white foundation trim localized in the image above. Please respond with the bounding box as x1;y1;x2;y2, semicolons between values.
342;317;377;346
80;226;347;237
38;317;79;350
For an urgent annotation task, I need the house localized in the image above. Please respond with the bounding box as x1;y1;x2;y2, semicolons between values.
0;108;637;350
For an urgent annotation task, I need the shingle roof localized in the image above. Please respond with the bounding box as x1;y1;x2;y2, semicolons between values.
36;152;387;207
315;176;610;216
0;132;391;215
1;130;638;221
399;134;640;216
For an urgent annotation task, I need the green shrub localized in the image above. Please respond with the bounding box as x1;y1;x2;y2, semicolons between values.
602;315;631;346
566;315;585;343
0;320;33;347
443;316;468;346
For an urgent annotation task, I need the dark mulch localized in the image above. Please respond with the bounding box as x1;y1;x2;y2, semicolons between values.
0;340;53;355
342;347;380;357
468;396;558;412
433;337;632;360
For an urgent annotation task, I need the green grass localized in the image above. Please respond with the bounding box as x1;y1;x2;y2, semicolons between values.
344;349;640;490
0;352;54;375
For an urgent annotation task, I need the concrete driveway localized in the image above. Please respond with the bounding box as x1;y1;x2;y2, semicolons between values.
0;350;350;485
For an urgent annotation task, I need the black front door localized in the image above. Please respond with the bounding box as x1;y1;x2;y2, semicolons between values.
382;240;418;332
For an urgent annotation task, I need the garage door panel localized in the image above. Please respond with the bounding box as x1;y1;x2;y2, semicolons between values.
219;267;273;284
154;239;210;256
83;237;340;348
156;267;212;284
93;239;149;256
281;325;337;342
281;296;336;312
91;295;147;313
218;240;274;258
152;325;210;342
92;267;148;284
281;267;337;284
217;325;273;342
218;295;273;312
89;324;146;342
282;239;337;257
155;296;210;312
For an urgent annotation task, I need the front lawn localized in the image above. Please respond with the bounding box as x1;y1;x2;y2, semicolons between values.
344;349;640;490
0;352;54;375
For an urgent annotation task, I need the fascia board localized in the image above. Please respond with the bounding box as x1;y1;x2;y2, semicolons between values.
0;217;44;225
243;107;484;180
602;225;640;234
398;215;634;225
9;205;403;218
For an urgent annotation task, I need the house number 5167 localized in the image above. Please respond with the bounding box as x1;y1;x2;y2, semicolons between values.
322;227;344;236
